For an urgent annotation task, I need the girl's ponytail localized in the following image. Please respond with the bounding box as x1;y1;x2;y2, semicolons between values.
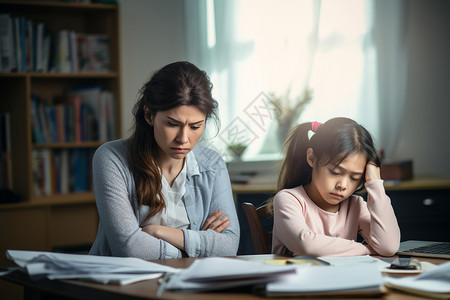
278;122;314;190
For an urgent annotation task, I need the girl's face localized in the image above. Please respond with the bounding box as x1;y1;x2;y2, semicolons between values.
146;105;206;162
305;149;366;213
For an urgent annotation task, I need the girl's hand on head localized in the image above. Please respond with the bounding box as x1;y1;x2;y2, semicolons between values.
365;162;381;182
201;210;230;233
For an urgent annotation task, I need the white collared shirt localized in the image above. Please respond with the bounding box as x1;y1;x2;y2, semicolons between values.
147;154;197;229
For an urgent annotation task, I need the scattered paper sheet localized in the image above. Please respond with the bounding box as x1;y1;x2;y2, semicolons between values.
319;255;437;274
5;250;179;285
164;257;297;292
48;273;162;285
318;255;388;267
385;261;450;295
266;262;385;296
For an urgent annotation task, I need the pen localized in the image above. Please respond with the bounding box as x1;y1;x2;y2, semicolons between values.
156;273;172;297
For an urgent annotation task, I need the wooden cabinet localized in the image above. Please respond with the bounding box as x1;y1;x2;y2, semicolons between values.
0;0;120;263
383;177;450;242
388;189;450;242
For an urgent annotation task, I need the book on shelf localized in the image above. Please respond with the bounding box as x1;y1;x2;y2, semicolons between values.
67;85;100;141
0;14;16;72
19;18;27;72
67;85;115;141
12;17;21;72
53;149;70;194
32;148;94;196
31;148;52;196
86;34;110;72
0;112;13;191
31;89;115;144
72;32;110;72
100;89;116;141
25;19;34;71
56;30;70;73
35;22;45;72
31;94;45;143
71;149;89;192
68;30;79;73
38;98;52;143
55;103;65;142
1;13;111;73
64;93;84;143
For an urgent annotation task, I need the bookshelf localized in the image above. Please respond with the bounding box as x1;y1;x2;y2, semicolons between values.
0;0;121;284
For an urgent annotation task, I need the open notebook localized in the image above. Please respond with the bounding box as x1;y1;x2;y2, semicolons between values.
397;240;450;259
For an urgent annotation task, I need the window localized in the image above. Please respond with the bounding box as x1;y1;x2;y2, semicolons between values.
186;0;378;162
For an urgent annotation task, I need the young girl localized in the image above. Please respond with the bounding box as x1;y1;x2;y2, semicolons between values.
271;118;400;257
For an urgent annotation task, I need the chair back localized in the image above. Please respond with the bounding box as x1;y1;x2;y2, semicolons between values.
241;202;272;254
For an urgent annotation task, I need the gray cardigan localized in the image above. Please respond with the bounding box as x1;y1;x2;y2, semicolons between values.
89;139;240;259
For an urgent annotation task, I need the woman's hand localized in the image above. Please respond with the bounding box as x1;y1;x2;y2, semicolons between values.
142;224;160;237
142;224;185;250
365;162;381;182
201;210;230;233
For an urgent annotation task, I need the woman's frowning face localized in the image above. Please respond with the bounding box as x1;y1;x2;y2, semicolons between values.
147;105;206;162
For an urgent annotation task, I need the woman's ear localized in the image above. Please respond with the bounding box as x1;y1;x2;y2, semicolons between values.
306;148;315;168
143;106;153;126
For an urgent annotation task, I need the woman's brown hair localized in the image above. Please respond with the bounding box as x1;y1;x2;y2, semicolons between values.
127;61;218;220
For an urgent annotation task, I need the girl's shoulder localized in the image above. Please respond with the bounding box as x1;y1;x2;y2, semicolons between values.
273;186;310;215
275;186;308;203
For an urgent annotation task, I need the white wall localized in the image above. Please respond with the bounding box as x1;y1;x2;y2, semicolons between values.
118;0;186;137
392;0;450;177
118;0;450;178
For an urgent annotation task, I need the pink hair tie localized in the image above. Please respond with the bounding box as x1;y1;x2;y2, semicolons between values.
311;121;322;132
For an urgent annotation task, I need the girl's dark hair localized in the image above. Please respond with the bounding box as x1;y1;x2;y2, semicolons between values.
278;117;381;192
127;61;218;220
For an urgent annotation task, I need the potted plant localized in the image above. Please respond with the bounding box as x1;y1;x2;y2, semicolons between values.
268;88;313;144
227;142;248;161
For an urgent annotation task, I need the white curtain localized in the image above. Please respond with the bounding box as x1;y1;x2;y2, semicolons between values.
185;0;394;161
373;0;409;160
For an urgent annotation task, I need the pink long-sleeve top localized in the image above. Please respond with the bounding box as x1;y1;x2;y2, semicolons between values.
272;180;400;257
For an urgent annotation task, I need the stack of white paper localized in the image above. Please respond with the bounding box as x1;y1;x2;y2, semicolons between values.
265;262;385;297
164;257;297;292
6;250;179;285
385;261;450;299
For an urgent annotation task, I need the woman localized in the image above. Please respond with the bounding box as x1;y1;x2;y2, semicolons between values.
89;61;240;259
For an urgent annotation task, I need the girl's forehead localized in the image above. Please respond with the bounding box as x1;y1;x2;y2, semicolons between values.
332;152;367;171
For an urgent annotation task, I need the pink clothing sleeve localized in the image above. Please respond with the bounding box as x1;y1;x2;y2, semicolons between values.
272;180;400;257
359;180;401;256
272;188;371;257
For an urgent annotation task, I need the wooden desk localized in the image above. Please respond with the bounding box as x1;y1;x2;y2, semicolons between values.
1;255;447;300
